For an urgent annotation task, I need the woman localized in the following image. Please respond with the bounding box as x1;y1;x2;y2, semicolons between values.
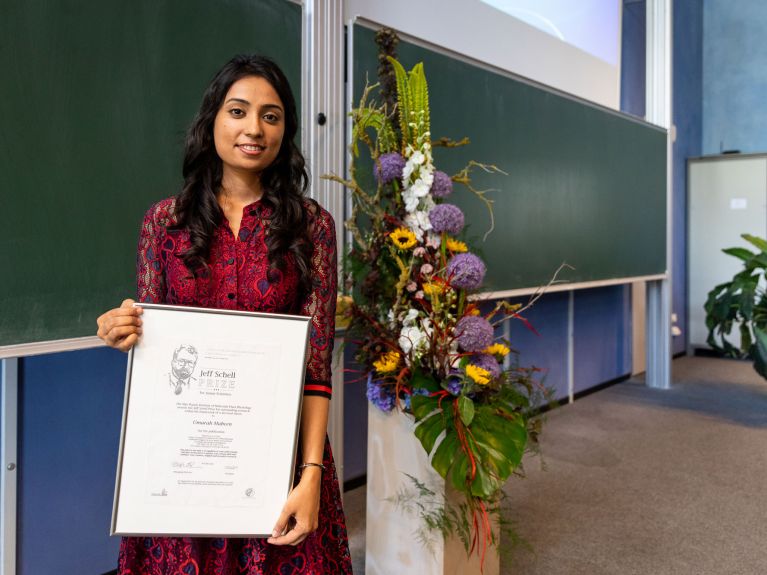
96;54;352;574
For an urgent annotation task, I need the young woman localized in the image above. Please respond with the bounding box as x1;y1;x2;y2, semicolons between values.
96;54;352;574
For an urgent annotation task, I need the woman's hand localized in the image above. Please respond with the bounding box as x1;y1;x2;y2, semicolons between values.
267;467;322;546
96;299;143;352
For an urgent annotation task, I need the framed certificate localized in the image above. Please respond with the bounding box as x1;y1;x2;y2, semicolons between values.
111;303;311;537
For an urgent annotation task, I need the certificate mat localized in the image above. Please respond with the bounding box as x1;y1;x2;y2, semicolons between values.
111;303;310;537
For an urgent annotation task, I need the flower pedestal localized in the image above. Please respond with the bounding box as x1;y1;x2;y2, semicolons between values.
365;405;500;575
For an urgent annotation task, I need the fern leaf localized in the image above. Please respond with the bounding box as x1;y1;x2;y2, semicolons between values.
387;56;412;146
409;63;430;141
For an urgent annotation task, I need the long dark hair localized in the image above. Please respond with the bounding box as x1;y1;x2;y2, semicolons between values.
173;54;314;300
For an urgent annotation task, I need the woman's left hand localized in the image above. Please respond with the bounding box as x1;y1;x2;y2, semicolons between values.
267;467;322;546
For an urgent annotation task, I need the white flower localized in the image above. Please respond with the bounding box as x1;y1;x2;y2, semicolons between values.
420;169;434;188
399;327;415;354
402;160;416;182
410;150;425;165
420;263;434;275
402;308;420;326
402;188;420;213
404;214;425;241
399;318;432;359
414;210;432;232
410;179;431;198
426;232;441;249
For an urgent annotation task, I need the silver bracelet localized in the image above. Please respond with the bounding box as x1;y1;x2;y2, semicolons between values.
300;462;325;471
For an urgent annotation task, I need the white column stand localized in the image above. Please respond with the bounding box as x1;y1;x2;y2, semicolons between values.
365;407;499;575
302;0;347;469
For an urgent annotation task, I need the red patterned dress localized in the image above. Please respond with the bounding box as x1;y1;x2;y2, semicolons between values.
118;196;353;575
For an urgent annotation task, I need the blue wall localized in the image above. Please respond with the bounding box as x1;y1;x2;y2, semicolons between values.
702;1;767;154
508;293;570;401
17;347;126;575
673;0;703;353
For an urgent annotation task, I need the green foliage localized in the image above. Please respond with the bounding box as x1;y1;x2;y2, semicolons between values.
705;233;767;378
387;56;430;149
411;377;531;500
387;474;479;554
387;57;413;146
458;396;475;426
347;81;399;166
389;474;535;560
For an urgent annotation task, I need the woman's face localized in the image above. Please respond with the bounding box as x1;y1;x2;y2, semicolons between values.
213;75;285;178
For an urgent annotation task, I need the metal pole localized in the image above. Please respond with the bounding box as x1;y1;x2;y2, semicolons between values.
1;358;19;575
644;0;673;389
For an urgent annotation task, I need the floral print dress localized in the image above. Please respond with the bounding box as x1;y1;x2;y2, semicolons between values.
118;196;352;575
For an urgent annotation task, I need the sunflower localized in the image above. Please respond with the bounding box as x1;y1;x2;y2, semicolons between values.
465;364;491;385
484;343;510;358
445;237;468;253
373;351;401;374
389;227;418;250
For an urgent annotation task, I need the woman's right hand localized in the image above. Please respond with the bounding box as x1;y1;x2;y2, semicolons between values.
96;299;143;352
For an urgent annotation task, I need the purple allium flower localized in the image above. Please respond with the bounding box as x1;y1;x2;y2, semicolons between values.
447;253;486;290
430;170;453;198
455;315;494;352
366;373;396;412
428;204;464;235
375;152;406;184
470;353;501;380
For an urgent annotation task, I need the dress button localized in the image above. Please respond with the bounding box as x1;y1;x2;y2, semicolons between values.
227;257;235;265
227;293;235;300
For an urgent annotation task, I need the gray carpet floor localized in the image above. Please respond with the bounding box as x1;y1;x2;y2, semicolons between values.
344;356;767;574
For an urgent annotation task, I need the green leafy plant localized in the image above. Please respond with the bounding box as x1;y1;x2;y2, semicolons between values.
705;233;767;377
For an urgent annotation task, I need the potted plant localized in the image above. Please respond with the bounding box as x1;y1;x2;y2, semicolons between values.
705;233;767;377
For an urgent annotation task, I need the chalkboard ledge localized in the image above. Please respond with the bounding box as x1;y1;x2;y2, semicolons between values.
0;336;104;360
470;273;667;301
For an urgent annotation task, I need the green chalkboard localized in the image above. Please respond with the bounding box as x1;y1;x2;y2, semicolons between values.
0;0;301;348
353;25;667;293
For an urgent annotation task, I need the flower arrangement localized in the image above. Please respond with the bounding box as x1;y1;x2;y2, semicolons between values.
326;30;547;565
